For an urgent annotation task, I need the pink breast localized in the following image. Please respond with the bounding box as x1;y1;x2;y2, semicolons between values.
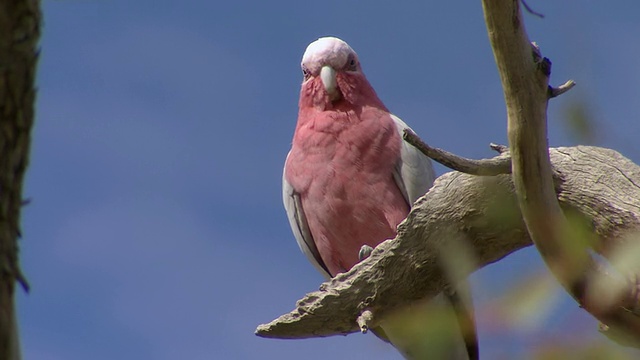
286;105;409;276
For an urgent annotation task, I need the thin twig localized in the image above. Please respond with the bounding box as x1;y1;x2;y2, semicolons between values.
520;0;544;18
549;80;577;98
15;269;29;293
489;143;509;154
403;129;511;176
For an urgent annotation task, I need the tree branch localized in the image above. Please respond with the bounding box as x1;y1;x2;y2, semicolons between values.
256;146;640;346
549;80;576;99
0;1;41;359
402;129;511;176
520;0;544;19
482;0;640;343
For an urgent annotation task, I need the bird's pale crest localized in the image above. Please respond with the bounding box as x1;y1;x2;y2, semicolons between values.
301;36;358;75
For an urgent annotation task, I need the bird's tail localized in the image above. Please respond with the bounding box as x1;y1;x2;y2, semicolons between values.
447;285;478;360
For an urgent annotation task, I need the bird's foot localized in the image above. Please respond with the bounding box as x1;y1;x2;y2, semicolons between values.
358;245;374;261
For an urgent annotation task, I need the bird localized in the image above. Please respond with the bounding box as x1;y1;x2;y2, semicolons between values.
283;36;477;359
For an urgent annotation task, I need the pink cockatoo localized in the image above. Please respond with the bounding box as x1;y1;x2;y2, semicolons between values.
283;37;477;359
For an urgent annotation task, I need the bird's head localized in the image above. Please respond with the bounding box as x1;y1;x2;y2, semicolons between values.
299;37;383;110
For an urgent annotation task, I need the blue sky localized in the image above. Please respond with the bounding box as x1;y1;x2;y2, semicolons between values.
17;1;640;359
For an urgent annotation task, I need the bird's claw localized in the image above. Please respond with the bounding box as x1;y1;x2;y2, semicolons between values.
358;245;374;261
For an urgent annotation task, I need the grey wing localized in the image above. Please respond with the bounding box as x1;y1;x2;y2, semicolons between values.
389;115;478;359
390;114;436;205
282;158;332;279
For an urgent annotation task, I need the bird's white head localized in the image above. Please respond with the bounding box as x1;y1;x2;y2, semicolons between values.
301;37;361;102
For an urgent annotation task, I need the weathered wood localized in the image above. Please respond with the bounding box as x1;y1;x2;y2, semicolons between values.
482;0;640;341
256;147;640;341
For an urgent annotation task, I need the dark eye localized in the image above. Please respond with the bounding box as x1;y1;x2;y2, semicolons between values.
302;67;311;80
347;57;357;71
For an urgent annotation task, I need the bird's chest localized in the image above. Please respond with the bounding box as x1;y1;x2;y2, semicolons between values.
286;122;402;226
286;112;401;194
285;111;408;274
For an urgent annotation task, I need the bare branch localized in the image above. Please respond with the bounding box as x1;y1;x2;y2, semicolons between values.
520;0;545;18
549;80;577;98
403;129;511;176
489;143;509;154
482;0;640;343
256;147;640;346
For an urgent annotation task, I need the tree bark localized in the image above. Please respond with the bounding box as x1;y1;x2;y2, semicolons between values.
482;0;640;340
0;1;41;359
256;146;640;343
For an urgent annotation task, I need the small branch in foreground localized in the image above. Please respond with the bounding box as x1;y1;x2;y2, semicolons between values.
403;129;511;176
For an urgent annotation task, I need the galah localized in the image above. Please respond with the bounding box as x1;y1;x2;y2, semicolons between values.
283;37;477;359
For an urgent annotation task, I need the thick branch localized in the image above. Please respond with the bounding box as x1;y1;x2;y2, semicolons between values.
0;1;41;359
482;0;640;342
256;147;640;343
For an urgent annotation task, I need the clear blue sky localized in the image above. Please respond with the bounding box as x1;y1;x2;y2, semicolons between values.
18;1;640;359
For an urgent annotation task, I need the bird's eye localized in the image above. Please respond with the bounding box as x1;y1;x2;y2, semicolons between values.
347;57;357;71
302;67;311;80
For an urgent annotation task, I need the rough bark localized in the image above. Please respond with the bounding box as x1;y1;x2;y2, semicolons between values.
482;0;640;341
0;0;41;359
256;146;640;341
